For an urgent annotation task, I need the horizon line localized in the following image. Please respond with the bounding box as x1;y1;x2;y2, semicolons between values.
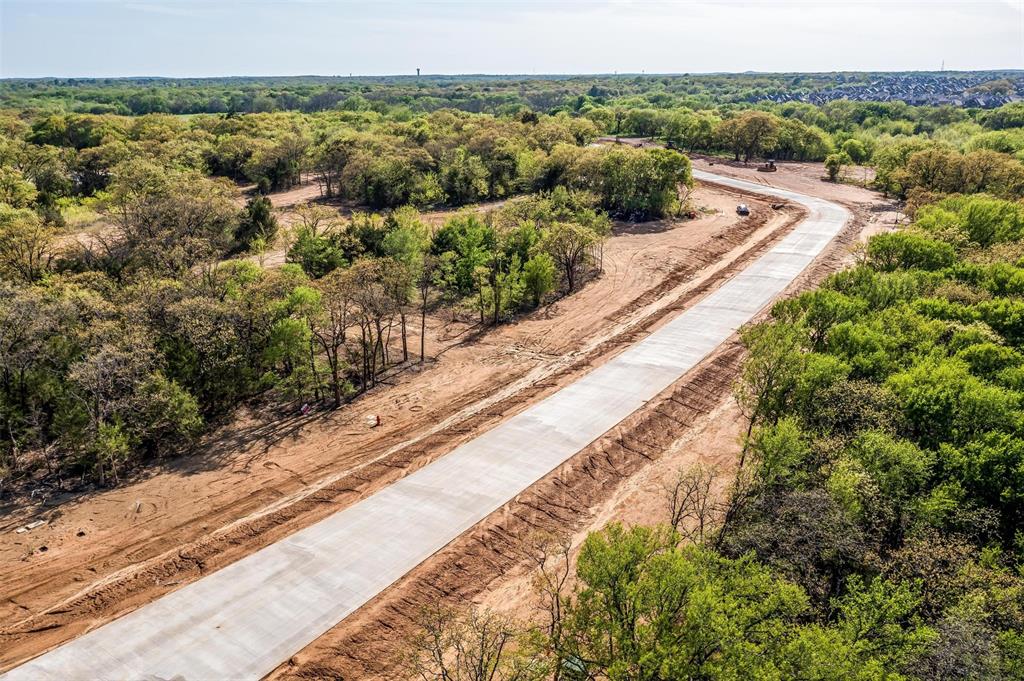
3;68;1024;82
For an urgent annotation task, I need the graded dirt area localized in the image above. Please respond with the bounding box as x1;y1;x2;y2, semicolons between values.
689;154;902;238
263;162;900;681
467;158;903;630
0;181;801;670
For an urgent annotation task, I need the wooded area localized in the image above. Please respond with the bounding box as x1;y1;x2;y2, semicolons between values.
0;100;700;487
3;73;1024;680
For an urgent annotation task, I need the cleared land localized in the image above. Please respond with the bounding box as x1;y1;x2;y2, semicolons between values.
272;160;899;680
3;169;856;679
1;179;796;668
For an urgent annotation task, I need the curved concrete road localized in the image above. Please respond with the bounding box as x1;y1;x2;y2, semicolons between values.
2;171;849;681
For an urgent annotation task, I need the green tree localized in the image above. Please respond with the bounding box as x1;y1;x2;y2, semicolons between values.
833;576;936;670
825;151;850;182
523;253;556;306
105;158;239;274
717;111;781;162
0;166;37;208
309;270;355;406
572;146;692;220
235;195;278;252
0;206;55;282
735;321;807;461
866;231;956;272
542;222;598;293
842;138;869;164
562;523;808;680
287;226;349;278
383;208;430;361
439;147;491;205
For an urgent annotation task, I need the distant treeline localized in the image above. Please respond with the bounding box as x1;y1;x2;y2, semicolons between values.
2;71;1020;116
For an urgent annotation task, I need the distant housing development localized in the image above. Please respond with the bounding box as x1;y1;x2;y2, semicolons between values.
754;71;1023;107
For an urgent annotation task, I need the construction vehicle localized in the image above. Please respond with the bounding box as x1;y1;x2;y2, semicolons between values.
757;159;777;172
736;204;750;216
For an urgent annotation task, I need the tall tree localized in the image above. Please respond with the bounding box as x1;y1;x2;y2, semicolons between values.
311;270;355;406
542;222;598;293
0;206;56;282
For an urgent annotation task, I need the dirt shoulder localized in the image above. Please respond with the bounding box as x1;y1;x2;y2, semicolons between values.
265;163;898;680
689;154;902;230
0;183;798;669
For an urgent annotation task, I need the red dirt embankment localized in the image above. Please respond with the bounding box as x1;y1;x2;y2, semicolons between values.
3;160;897;676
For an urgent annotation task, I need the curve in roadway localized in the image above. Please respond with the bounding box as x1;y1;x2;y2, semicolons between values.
2;171;850;680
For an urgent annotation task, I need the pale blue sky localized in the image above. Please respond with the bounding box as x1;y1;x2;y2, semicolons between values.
1;0;1022;78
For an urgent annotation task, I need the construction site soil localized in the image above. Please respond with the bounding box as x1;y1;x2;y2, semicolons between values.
0;161;898;676
267;160;899;680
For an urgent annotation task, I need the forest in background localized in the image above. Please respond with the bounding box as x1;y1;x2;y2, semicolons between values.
2;71;1020;114
2;72;1024;680
2;71;1023;508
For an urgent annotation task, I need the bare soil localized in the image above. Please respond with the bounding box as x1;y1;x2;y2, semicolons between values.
689;154;903;231
0;182;801;670
470;158;903;622
264;160;899;680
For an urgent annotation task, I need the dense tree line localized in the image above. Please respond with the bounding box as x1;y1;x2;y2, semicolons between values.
0;107;696;215
599;99;1024;200
0;74;900;115
874;141;1024;205
0;97;699;489
2;72;1017;117
713;193;1024;678
6;84;1024;216
0;190;627;488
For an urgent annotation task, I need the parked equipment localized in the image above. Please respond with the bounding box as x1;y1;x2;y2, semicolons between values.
736;204;750;216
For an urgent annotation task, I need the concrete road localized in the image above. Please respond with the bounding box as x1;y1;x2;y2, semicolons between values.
2;171;849;681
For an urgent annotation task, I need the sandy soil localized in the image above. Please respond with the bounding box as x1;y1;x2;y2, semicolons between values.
263;160;900;680
2;154;899;678
690;154;902;230
0;182;801;669
271;343;753;681
53;216;116;253
465;395;746;643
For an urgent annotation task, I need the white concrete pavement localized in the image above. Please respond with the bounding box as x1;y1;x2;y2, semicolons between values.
2;171;850;681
